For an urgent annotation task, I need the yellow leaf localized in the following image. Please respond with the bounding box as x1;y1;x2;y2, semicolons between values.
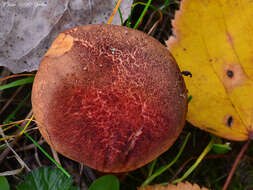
138;182;209;190
166;0;253;141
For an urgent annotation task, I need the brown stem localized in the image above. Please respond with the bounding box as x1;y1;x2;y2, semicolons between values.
222;140;251;190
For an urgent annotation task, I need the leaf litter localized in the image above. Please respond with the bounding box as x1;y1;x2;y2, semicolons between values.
0;0;132;73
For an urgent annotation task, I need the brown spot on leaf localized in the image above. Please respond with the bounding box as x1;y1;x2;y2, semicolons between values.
226;70;234;78
222;64;246;91
226;116;233;127
223;115;237;128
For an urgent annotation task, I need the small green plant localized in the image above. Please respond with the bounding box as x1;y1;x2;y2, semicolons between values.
17;167;78;190
0;176;10;190
88;175;120;190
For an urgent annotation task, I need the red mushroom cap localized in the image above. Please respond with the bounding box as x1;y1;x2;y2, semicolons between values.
32;24;187;173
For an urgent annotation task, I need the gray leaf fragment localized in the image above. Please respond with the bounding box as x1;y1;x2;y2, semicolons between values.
0;0;132;73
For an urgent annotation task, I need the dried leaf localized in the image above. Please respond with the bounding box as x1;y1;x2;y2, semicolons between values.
138;182;209;190
0;0;132;73
167;0;253;141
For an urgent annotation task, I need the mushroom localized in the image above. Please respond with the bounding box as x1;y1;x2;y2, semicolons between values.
32;24;187;173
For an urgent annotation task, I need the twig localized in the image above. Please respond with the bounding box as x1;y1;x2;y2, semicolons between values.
0;125;30;172
35;146;42;167
0;68;10;101
107;0;122;24
147;11;163;35
51;147;61;166
0;73;34;83
0;142;14;164
0;168;24;176
0;86;23;115
0;120;26;128
16;139;45;152
143;9;158;32
79;164;88;189
0;109;33;164
222;140;251;190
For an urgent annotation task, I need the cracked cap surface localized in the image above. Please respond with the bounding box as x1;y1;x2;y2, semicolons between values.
32;24;188;173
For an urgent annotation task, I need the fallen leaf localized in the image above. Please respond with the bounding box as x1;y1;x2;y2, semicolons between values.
167;0;253;141
0;0;132;73
138;182;209;190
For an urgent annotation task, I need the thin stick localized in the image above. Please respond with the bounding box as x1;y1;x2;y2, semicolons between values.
0;110;33;164
0;74;34;83
147;11;163;35
107;0;122;24
51;147;61;166
222;140;250;190
0;120;26;128
0;86;23;115
16;139;45;152
0;125;30;172
35;146;42;167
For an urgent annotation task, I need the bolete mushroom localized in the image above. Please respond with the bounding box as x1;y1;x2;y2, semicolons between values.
32;24;187;173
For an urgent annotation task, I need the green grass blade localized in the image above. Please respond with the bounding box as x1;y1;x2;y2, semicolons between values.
126;2;159;28
148;158;157;177
141;132;191;187
133;0;152;29
161;0;171;13
172;135;216;184
14;124;71;178
115;2;124;26
126;6;134;28
0;77;34;91
132;2;159;12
